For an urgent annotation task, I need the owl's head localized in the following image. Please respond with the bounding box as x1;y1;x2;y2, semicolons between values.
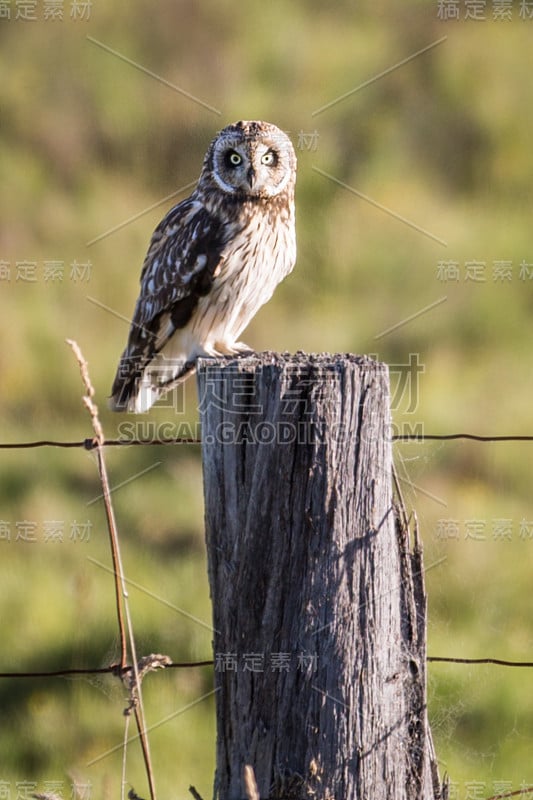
200;120;296;200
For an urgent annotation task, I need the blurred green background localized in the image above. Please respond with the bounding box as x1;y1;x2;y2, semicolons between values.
1;1;533;797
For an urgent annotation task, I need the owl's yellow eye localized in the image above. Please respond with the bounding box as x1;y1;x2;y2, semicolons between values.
227;151;242;166
261;150;277;166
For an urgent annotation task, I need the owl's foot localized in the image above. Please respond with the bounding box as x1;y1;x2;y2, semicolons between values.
213;340;253;356
231;341;254;355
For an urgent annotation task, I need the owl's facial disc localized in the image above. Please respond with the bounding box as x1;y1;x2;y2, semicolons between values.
212;136;292;198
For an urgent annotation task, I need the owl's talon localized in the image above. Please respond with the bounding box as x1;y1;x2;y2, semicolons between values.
232;341;253;354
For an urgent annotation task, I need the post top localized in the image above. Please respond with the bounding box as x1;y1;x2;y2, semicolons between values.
197;351;387;373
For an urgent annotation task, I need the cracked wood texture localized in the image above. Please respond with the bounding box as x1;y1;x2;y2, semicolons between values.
197;353;443;800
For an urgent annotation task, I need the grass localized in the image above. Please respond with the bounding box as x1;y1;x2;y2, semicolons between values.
1;2;532;795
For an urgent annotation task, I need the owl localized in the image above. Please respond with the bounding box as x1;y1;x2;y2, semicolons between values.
109;120;297;413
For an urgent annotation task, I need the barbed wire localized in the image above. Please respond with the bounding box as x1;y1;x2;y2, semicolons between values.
0;436;200;449
2;654;533;681
484;788;533;800
0;660;214;680
2;420;532;679
394;433;533;442
427;656;533;668
0;432;531;450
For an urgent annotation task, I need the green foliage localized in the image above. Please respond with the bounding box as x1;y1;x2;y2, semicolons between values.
1;1;532;795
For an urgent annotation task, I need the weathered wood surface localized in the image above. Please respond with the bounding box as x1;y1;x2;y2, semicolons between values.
197;353;442;800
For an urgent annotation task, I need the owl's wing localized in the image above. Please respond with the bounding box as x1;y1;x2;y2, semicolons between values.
110;196;227;410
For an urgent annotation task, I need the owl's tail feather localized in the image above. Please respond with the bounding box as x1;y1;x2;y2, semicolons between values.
108;359;196;414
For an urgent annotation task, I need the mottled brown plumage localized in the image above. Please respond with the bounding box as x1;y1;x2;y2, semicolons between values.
110;120;297;412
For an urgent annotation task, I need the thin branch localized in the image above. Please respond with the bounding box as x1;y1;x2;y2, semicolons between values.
188;787;204;800
67;339;128;670
132;705;155;800
122;716;131;800
66;339;156;800
124;657;172;799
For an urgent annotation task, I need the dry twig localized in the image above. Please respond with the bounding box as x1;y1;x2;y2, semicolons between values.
67;339;157;800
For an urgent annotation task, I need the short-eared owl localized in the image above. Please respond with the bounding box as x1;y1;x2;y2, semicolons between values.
110;120;297;413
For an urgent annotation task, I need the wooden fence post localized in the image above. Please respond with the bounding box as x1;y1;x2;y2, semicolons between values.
197;353;443;800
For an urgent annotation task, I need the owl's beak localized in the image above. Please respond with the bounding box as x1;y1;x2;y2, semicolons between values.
246;166;256;189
